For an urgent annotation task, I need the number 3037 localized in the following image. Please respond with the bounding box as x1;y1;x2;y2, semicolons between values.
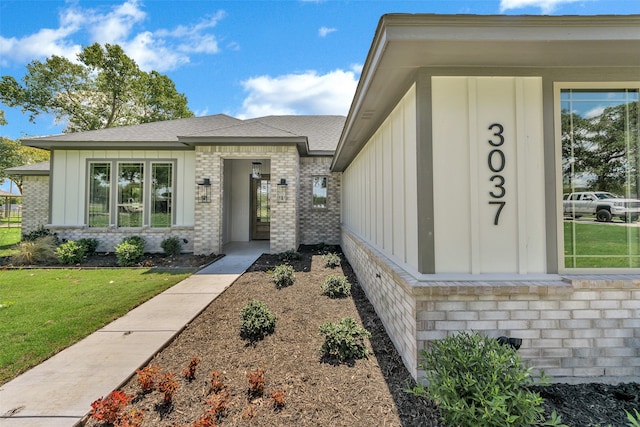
488;123;505;225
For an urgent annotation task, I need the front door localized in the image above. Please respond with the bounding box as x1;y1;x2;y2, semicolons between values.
251;175;271;240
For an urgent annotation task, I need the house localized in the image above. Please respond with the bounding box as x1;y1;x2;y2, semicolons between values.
14;14;640;382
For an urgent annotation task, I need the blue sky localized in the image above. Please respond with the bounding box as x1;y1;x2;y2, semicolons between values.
1;0;639;143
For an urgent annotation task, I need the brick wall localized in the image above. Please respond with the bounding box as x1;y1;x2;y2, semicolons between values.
299;157;341;245
20;175;50;235
342;227;640;383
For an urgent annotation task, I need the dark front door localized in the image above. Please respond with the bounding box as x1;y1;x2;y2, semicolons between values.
251;175;270;240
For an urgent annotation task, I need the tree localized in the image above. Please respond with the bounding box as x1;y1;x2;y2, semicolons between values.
0;43;193;133
0;137;49;193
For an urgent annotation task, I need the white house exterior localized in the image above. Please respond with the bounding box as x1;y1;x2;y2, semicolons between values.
15;14;640;383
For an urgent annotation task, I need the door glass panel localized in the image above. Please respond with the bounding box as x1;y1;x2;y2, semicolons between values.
562;89;640;268
256;179;271;223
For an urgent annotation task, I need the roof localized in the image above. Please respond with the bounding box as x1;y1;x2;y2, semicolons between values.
22;114;346;155
332;14;640;171
5;161;50;176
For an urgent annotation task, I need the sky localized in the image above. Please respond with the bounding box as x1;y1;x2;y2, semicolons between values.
1;0;639;144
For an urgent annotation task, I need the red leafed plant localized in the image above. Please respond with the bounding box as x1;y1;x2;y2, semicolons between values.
135;365;161;392
158;372;179;403
183;356;200;381
270;389;286;409
90;390;132;424
247;368;265;396
116;408;144;427
206;390;230;417
210;370;226;394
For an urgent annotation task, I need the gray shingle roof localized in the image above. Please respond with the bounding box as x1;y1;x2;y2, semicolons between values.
22;114;346;154
5;161;50;175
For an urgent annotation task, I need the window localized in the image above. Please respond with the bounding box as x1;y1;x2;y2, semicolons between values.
312;176;327;208
560;87;640;268
87;160;174;228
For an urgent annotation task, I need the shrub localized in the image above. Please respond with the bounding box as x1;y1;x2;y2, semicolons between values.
183;356;200;381
270;389;286;409
319;317;371;362
158;372;179;403
247;368;265;396
161;236;182;257
322;252;341;268
10;235;58;265
89;390;132;424
78;238;99;256
22;225;58;244
278;249;300;262
136;365;161;392
56;240;87;265
320;275;351;298
115;236;145;266
240;300;277;341
409;331;546;427
272;263;295;288
210;370;226;394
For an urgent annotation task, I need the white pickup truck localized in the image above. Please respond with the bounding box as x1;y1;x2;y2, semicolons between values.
563;191;640;222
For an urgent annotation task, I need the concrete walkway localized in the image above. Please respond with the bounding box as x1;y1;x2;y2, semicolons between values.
0;241;268;427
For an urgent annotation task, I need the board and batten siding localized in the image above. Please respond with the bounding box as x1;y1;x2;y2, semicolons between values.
50;150;196;226
342;84;419;270
431;76;546;274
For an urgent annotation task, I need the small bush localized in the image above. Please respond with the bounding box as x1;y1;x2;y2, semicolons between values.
247;368;265;396
78;238;99;256
319;317;371;362
136;365;161;392
321;275;351;298
22;225;58;244
10;235;58;265
183;356;200;381
210;370;226;394
322;252;341;268
161;236;182;257
240;300;277;342
270;389;286;409
90;390;132;424
115;236;145;267
56;240;87;265
409;331;546;427
278;249;300;262
158;372;179;403
272;263;295;288
123;235;145;249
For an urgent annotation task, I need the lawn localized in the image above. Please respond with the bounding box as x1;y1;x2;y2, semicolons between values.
0;227;20;257
0;268;193;385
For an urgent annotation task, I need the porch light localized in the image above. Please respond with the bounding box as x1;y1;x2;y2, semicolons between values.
197;178;211;203
252;162;262;179
497;336;522;350
277;178;287;203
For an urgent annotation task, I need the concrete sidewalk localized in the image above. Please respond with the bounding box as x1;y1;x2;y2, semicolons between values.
0;241;268;427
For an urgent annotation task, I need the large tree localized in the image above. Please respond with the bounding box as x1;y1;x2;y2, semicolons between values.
0;137;49;193
0;43;193;133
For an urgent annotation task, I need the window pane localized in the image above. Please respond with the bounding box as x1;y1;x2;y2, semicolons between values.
117;163;144;227
88;163;110;227
151;163;172;228
312;176;327;208
562;89;640;268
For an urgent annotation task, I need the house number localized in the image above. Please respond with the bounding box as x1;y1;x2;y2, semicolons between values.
487;123;505;225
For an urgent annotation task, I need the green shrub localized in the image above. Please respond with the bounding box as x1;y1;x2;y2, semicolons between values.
272;264;295;289
22;226;59;244
161;236;182;257
278;249;301;262
410;331;546;427
320;275;351;298
56;240;87;265
322;252;341;268
319;317;371;362
10;235;58;265
240;300;277;342
114;237;145;267
78;238;99;256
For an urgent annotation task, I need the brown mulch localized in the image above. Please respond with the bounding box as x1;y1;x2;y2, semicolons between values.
83;246;444;426
68;246;639;427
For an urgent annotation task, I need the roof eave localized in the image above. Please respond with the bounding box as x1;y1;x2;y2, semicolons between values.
20;140;190;150
179;136;310;156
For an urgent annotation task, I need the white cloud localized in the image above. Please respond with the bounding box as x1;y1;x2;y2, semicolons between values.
499;0;582;13
318;26;337;37
237;67;360;118
0;1;227;72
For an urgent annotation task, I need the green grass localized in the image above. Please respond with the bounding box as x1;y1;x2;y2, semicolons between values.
0;268;193;385
0;227;21;257
564;221;640;268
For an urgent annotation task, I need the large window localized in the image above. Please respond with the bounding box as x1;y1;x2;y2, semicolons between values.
561;87;640;268
88;160;174;228
312;176;328;208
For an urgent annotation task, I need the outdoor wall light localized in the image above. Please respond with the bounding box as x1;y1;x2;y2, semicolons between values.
276;178;287;203
197;178;211;203
252;162;262;179
497;336;522;350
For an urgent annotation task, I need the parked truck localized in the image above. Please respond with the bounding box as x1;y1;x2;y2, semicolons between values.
563;191;640;222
